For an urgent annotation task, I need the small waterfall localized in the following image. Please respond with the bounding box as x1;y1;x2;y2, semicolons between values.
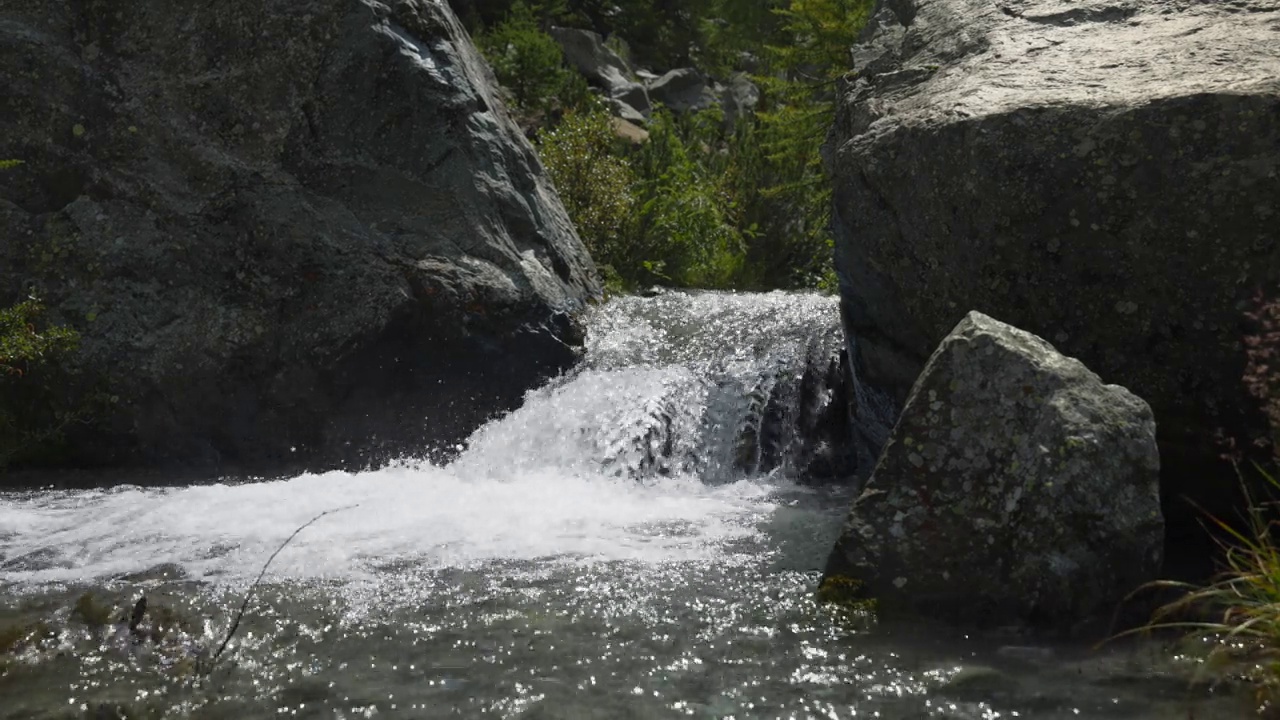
0;290;890;585
456;290;881;484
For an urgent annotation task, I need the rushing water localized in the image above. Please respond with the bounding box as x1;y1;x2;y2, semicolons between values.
0;292;1251;718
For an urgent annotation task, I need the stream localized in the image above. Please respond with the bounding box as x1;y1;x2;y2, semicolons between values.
0;291;1250;718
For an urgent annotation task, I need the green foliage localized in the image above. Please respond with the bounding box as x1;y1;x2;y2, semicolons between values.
475;0;874;290
0;296;82;469
768;0;873;77
0;159;22;171
629;108;744;288
0;297;77;378
1116;463;1280;709
538;103;745;289
537;102;638;277
475;2;587;114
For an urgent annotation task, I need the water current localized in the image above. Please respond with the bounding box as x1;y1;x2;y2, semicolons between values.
0;292;1251;718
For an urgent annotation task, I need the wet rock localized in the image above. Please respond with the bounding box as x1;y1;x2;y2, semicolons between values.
0;0;600;476
824;312;1163;632
825;0;1280;534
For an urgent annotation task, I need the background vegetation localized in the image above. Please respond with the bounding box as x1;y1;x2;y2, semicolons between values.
460;0;873;291
0;296;83;469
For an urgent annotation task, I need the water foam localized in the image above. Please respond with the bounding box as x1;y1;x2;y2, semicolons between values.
0;464;777;586
0;291;851;588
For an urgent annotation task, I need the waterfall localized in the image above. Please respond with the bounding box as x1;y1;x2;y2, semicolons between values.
455;290;881;485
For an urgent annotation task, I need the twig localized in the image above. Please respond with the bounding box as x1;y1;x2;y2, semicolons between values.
201;504;358;675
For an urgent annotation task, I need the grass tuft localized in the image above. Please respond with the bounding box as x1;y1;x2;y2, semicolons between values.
1116;463;1280;712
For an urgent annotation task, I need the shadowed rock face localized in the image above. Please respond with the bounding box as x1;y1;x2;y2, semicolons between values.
825;312;1163;633
826;0;1280;540
0;0;600;477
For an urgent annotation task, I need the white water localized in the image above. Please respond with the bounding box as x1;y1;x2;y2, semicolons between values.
0;291;844;589
0;292;1255;720
0;466;778;586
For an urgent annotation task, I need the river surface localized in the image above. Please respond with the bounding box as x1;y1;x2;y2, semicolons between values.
0;292;1251;718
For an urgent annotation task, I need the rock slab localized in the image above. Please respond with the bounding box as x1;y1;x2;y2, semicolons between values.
0;0;600;474
825;312;1163;631
825;0;1280;520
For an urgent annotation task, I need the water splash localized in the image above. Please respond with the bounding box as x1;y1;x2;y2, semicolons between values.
0;291;854;587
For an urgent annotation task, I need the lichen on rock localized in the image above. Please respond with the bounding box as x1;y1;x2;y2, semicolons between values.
824;311;1163;633
825;0;1280;538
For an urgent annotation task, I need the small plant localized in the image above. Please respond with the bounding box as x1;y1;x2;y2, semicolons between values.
1118;464;1280;712
0;295;82;469
1115;292;1280;714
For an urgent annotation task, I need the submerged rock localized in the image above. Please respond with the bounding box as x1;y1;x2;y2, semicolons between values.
825;0;1280;534
824;312;1162;632
0;0;599;475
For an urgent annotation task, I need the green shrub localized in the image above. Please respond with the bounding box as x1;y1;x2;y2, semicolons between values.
476;2;582;114
630;109;744;287
474;0;875;291
0;296;82;469
537;102;638;281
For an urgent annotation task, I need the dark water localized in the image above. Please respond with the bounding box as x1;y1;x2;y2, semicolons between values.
0;292;1251;718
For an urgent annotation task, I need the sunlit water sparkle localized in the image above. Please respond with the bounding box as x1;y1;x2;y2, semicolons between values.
0;292;1251;718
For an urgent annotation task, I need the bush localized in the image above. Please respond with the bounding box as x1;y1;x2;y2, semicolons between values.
536;102;638;282
630;108;743;287
0;296;82;469
476;2;584;114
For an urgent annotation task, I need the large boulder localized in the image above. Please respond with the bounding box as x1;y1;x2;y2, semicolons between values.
0;0;600;475
825;0;1280;537
824;312;1163;632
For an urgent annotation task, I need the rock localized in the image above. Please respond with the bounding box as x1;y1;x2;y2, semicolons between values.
721;73;761;128
548;26;651;115
609;117;650;145
610;82;653;119
825;0;1280;535
607;98;649;126
0;0;600;475
647;68;718;114
823;312;1163;632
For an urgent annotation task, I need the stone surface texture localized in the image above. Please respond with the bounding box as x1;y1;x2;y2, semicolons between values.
549;25;651;116
647;68;719;114
825;311;1163;630
0;0;600;474
825;0;1280;522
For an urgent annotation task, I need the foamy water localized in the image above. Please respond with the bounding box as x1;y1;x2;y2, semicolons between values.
0;464;779;586
0;292;1253;719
